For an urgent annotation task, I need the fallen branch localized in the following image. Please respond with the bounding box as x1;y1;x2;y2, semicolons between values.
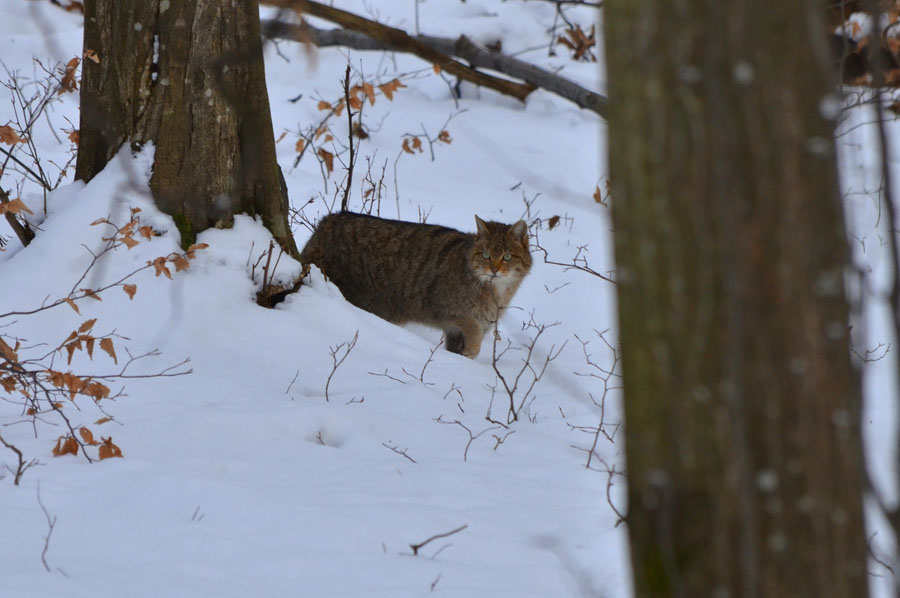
262;18;607;116
262;2;550;106
409;524;468;556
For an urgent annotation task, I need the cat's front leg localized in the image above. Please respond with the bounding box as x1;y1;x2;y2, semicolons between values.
444;317;484;359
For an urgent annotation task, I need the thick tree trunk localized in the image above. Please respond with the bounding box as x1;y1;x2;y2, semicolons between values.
606;2;868;596
76;0;298;256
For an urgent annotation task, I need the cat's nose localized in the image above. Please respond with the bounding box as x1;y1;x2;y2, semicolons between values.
490;264;498;274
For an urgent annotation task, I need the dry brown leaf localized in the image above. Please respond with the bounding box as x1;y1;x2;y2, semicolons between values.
317;100;332;111
295;138;305;153
548;215;560;230
79;427;98;446
1;376;17;393
82;288;102;301
0;125;25;145
67;129;80;145
150;257;172;279
100;337;117;364
1;198;34;215
318;148;334;173
123;284;137;300
401;138;414;155
333;99;346;117
65;343;77;365
437;130;451;144
139;225;154;240
348;96;362;110
433;63;441;74
352;122;369;139
53;435;79;457
85;381;110;400
121;236;139;249
95;417;112;425
378;78;406;101
59;57;80;95
0;337;17;363
64;298;80;314
171;255;190;272
362;82;375;105
98;437;123;460
83;48;100;63
411;137;422;152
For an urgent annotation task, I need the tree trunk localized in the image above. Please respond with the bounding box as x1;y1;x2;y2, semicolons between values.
76;0;298;256
606;2;868;596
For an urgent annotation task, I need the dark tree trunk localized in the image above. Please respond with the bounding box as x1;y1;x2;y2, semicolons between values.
606;1;868;596
76;0;298;256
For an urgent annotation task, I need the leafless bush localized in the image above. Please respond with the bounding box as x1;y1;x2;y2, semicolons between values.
487;312;565;425
324;330;358;401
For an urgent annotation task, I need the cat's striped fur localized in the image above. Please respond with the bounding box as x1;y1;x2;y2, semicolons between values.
300;212;531;358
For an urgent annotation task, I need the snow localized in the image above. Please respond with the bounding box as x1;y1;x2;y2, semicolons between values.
2;2;897;596
1;2;625;597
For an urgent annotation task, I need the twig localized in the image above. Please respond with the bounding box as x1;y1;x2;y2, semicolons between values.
410;524;468;556
435;415;498;461
0;431;37;485
325;330;359;401
36;481;57;572
382;441;417;463
340;64;355;212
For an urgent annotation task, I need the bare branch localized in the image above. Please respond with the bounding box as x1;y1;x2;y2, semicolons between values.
409;524;468;556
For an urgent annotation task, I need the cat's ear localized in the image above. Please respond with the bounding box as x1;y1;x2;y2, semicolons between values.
474;215;489;236
510;220;528;242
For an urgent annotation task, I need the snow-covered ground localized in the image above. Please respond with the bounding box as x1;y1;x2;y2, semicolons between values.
2;2;898;596
1;2;627;597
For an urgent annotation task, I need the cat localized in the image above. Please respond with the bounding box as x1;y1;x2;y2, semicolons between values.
300;212;532;358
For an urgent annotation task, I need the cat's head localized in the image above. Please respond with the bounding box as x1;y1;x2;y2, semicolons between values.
471;215;532;284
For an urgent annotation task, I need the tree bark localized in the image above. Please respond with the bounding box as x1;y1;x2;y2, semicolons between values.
76;0;298;256
606;1;868;596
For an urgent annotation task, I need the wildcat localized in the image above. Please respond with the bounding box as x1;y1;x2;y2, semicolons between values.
300;212;532;358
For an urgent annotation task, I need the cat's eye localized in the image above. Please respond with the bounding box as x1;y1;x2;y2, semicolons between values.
482;250;491;260
502;253;512;261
